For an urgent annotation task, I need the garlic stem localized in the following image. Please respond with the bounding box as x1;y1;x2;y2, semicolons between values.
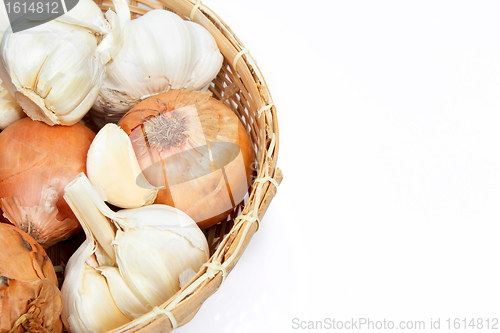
63;174;116;261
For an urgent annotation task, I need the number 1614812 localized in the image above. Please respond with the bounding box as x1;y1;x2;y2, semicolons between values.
446;318;499;330
5;1;60;14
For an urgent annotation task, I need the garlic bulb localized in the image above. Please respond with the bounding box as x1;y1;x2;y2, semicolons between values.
0;0;128;126
87;123;159;208
61;173;209;332
91;9;223;124
0;1;9;38
0;79;25;129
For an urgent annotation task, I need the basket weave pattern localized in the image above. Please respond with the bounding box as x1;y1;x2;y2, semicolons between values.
89;0;283;331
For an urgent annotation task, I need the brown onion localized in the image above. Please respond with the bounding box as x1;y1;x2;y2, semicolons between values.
0;117;95;247
117;90;255;229
0;222;63;332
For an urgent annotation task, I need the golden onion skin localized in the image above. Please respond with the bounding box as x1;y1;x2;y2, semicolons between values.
0;223;63;332
118;90;254;229
0;117;95;247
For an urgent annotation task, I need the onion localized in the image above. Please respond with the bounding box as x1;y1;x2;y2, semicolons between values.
0;118;95;247
117;90;255;229
0;222;63;332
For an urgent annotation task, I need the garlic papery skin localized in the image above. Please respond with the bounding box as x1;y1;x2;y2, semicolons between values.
97;266;150;319
87;123;159;209
113;212;209;307
61;241;131;333
0;0;129;126
55;0;111;32
1;20;104;126
91;9;223;124
61;173;209;332
0;80;25;129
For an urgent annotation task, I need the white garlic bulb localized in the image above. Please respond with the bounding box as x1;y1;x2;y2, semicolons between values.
0;0;128;126
61;173;209;332
91;9;223;124
0;80;25;129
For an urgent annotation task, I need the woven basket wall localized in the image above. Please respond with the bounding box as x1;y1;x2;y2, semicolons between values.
79;0;282;331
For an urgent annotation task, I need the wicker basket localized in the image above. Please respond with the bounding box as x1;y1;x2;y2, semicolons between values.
68;0;282;331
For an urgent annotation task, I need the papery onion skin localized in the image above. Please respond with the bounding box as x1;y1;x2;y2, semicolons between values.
0;222;63;333
0;117;95;247
118;90;255;229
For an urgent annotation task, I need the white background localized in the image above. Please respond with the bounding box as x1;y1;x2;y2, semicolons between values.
176;1;500;333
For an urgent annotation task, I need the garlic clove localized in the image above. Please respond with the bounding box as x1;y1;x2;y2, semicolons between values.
116;204;210;254
87;123;159;209
50;83;103;126
184;22;224;90
0;81;25;130
76;264;131;332
98;266;150;319
114;225;208;307
55;0;111;34
62;240;130;333
179;268;197;288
